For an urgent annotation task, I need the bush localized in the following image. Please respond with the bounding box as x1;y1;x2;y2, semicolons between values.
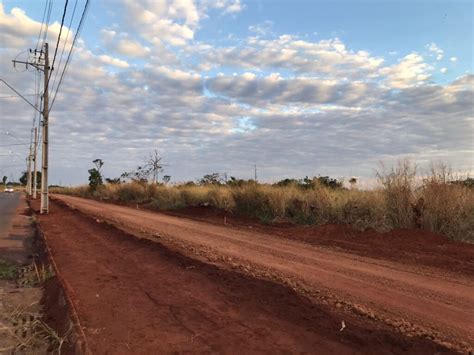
116;183;147;203
149;187;185;209
207;187;235;211
376;160;417;229
420;166;474;241
232;185;276;222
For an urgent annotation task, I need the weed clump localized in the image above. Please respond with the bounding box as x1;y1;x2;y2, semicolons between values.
0;259;17;280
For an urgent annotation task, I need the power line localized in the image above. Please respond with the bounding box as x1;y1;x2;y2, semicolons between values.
41;0;53;47
50;0;78;98
50;0;90;112
35;0;49;51
0;94;37;99
47;0;69;94
0;79;41;113
0;143;28;148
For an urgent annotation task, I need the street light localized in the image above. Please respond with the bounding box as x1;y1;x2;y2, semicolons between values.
4;131;29;146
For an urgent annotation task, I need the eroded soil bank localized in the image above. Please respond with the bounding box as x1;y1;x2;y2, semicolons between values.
31;197;463;353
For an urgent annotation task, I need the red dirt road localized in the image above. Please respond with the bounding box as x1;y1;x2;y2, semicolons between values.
33;200;454;354
51;194;474;352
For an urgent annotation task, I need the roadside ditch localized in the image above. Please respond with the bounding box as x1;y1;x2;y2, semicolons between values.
0;197;88;354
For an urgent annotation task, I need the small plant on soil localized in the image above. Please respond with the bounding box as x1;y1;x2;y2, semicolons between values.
17;262;54;287
0;259;17;280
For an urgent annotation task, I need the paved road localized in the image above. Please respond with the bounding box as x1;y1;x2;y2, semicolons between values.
0;192;20;239
54;194;474;352
0;192;31;264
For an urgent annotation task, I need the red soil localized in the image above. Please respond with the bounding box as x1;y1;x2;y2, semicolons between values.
163;205;474;275
31;198;463;354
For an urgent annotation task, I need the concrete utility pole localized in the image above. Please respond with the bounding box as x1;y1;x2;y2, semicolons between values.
40;42;49;214
10;44;49;209
27;133;33;196
32;127;38;199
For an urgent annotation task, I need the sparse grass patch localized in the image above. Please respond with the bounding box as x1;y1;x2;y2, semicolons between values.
1;305;69;354
17;262;55;287
0;259;17;280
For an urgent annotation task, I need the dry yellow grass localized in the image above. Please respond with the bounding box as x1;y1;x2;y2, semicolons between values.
52;163;473;242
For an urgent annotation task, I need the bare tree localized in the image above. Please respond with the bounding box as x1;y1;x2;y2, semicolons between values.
121;150;166;184
144;149;164;184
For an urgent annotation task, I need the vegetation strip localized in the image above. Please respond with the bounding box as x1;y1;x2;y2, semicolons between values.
54;160;473;242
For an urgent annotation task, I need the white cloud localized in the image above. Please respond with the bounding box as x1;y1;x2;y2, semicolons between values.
119;0;198;46
206;73;377;107
440;67;447;74
380;53;432;88
97;54;130;68
195;37;384;79
248;20;274;36
426;42;444;60
224;0;245;13
1;3;472;185
207;0;246;13
100;29;116;43
116;38;150;57
0;4;74;48
450;56;458;62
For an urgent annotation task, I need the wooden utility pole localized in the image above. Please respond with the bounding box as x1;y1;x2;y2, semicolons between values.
32;127;38;199
254;164;257;181
40;42;49;214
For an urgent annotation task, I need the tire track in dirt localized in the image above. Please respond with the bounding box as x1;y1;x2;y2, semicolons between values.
53;195;474;352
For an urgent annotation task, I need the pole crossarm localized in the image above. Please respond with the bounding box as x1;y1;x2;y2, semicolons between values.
0;79;42;113
12;60;45;72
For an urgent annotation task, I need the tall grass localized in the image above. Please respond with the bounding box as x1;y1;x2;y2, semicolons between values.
53;163;473;242
419;165;474;241
376;160;417;229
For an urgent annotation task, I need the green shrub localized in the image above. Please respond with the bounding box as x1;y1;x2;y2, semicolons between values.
149;187;185;209
232;185;276;222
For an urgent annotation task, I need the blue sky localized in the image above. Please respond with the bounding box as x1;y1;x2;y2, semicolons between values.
5;0;471;78
0;0;472;186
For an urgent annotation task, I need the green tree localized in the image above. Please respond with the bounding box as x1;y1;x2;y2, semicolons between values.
105;177;121;184
227;176;255;187
19;171;27;185
349;177;357;189
88;159;104;191
19;171;42;187
199;173;222;185
2;176;7;186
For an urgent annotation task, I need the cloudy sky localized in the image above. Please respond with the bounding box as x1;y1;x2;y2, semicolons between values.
0;0;472;186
